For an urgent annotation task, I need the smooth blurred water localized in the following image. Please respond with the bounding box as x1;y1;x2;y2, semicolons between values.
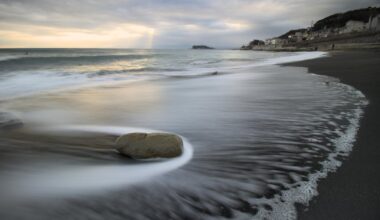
0;49;367;220
0;49;322;100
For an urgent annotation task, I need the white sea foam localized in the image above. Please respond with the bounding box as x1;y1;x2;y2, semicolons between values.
8;125;193;198
162;52;327;77
1;50;365;220
0;71;86;98
257;51;327;66
0;52;326;102
254;86;367;220
223;51;327;71
0;70;153;102
0;55;24;62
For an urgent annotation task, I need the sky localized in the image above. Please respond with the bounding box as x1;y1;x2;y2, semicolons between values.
0;0;379;49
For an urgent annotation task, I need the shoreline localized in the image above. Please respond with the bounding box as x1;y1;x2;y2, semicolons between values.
0;49;377;219
0;51;325;103
244;42;380;52
284;50;380;219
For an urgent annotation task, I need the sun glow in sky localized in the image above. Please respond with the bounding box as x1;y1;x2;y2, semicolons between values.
0;0;378;48
0;23;155;48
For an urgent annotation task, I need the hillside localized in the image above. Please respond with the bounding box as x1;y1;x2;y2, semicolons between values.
312;7;380;31
241;7;380;51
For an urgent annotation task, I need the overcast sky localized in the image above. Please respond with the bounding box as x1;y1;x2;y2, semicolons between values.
0;0;378;48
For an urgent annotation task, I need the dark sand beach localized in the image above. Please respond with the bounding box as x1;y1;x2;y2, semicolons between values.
285;50;380;220
0;49;369;219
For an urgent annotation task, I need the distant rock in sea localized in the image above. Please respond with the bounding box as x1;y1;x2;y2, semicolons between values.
116;133;183;159
192;45;214;49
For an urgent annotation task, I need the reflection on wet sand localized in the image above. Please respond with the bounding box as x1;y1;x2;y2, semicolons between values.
0;64;366;220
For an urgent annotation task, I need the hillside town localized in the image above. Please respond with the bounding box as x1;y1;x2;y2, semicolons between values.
241;7;380;51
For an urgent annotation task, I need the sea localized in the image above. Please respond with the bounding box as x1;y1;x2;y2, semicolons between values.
0;49;367;220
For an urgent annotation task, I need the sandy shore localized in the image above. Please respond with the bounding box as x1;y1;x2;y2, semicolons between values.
0;50;375;219
285;50;380;220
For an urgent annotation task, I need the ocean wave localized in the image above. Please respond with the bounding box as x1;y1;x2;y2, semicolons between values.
256;87;367;220
0;51;327;102
89;67;185;77
190;60;221;65
0;55;24;62
0;61;368;220
3;125;194;197
0;54;154;64
226;58;258;62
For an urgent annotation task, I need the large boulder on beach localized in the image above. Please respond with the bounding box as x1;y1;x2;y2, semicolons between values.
116;133;183;159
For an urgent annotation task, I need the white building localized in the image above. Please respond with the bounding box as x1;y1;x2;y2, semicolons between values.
265;38;287;46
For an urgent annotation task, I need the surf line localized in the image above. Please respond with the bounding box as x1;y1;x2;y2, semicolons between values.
13;125;194;197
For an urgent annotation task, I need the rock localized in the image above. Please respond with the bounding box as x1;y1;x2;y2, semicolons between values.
240;45;249;50
192;45;214;49
116;133;183;159
241;39;265;50
0;112;23;130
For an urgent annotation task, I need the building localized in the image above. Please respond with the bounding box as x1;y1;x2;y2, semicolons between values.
264;38;287;47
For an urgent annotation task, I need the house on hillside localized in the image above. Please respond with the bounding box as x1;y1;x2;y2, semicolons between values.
264;38;287;47
288;30;310;42
241;7;380;50
275;28;310;44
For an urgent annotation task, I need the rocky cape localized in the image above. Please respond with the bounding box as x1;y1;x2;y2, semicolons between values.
192;45;214;49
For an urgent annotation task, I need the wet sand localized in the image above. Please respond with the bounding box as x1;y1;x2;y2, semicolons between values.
285;50;380;220
0;57;368;219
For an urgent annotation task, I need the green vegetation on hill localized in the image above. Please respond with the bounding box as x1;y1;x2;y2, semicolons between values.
312;7;380;31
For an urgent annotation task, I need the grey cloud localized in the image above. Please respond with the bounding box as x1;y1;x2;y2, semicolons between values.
0;0;379;48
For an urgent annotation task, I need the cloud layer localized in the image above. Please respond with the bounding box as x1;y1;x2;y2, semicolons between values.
0;0;378;48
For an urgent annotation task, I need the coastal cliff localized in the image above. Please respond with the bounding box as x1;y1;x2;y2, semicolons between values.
241;7;380;51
